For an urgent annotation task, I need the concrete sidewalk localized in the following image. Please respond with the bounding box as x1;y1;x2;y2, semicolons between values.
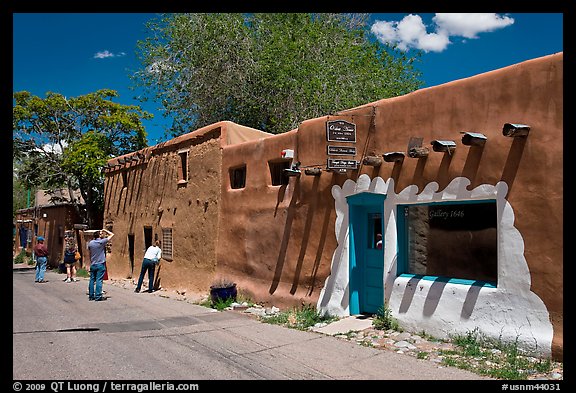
311;314;374;335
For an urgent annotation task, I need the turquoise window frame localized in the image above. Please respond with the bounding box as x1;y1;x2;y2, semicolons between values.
396;199;497;288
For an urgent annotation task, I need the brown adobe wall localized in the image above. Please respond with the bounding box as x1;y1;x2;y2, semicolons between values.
101;52;562;359
217;130;338;308
295;52;563;359
103;131;223;294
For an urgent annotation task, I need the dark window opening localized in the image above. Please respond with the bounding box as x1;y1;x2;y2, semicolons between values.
121;171;128;189
368;213;382;249
229;165;246;189
269;160;290;186
144;226;152;251
178;150;188;184
399;201;497;284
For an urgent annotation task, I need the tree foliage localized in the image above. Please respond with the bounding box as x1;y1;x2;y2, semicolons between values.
13;160;34;217
133;13;422;138
12;89;152;227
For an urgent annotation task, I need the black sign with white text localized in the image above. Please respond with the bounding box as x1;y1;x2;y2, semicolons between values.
327;145;357;156
326;120;356;142
327;158;359;170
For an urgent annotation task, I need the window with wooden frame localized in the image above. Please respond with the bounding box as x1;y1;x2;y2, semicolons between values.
268;160;291;186
177;149;189;185
229;165;246;189
161;227;173;261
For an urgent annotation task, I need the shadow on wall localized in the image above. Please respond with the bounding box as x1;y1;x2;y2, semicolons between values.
290;175;320;295
306;176;337;297
397;276;488;319
462;144;486;190
270;174;337;298
500;136;528;195
269;181;300;295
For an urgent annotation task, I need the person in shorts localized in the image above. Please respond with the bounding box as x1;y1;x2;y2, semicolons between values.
63;242;79;283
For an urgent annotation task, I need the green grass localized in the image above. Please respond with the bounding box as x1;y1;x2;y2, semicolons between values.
439;328;557;380
417;351;429;360
260;304;338;330
76;268;89;278
371;309;558;380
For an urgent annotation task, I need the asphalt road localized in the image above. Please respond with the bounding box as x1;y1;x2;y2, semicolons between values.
13;267;492;382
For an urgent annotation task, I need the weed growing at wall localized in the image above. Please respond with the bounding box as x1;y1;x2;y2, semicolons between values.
372;305;401;331
443;328;556;380
261;304;338;330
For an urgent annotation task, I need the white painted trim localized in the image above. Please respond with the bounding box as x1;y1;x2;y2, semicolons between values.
318;175;553;357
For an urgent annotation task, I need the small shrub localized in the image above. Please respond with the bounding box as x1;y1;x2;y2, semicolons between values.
14;250;27;264
211;296;235;311
451;328;486;357
373;305;401;331
262;304;337;330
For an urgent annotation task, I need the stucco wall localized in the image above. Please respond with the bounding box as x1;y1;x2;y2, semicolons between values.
101;52;562;360
312;52;562;359
218;130;339;307
104;131;222;293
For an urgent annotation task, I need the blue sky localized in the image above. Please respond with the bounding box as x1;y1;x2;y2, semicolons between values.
13;13;563;146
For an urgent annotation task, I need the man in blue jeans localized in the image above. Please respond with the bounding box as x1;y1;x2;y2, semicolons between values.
87;229;114;301
33;236;49;283
134;240;162;293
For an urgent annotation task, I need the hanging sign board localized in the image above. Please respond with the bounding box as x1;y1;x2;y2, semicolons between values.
327;145;357;156
327;158;359;170
326;120;356;142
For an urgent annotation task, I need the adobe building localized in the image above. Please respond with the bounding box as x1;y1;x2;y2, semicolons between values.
103;52;562;360
15;189;88;268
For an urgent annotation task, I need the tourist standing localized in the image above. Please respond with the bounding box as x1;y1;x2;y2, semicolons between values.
87;229;114;301
34;236;49;283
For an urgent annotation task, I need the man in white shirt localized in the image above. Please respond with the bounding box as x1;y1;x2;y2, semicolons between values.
134;240;162;293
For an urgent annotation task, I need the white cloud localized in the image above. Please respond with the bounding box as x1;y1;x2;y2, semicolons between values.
93;50;126;59
371;13;514;53
34;142;65;155
433;13;514;39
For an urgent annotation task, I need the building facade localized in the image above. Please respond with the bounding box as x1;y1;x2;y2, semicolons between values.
103;53;563;360
15;189;87;268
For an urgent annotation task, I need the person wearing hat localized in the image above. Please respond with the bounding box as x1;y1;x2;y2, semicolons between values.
34;236;49;283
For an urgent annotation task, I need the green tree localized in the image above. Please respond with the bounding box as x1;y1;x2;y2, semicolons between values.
13;159;34;217
133;13;422;138
13;89;152;227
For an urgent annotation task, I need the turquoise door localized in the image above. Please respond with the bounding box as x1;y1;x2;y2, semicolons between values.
347;192;386;315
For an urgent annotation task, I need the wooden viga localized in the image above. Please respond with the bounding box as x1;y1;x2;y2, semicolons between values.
407;136;430;158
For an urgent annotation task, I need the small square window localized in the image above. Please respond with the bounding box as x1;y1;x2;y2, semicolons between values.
229;165;246;189
268;160;290;186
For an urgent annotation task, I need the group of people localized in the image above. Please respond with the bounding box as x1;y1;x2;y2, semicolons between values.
32;229;163;301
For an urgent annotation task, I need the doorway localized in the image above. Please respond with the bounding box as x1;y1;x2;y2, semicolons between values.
128;234;135;277
346;192;386;315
